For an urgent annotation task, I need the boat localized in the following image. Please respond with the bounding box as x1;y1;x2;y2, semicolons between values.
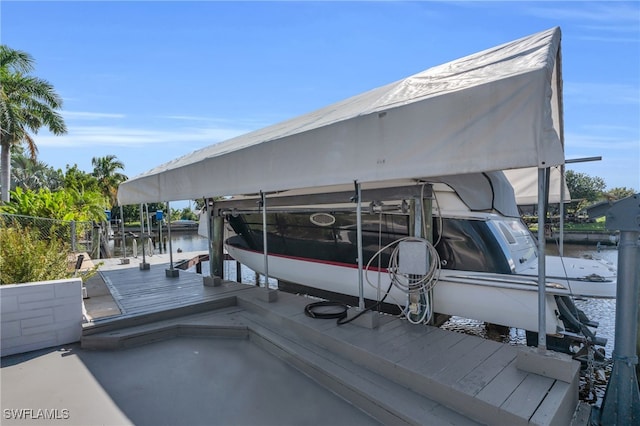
223;171;615;355
116;27;613;356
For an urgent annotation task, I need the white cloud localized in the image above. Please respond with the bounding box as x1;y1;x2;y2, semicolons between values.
524;3;640;25
564;82;640;105
62;111;126;120
565;132;640;151
35;124;251;148
164;114;278;129
163;115;214;122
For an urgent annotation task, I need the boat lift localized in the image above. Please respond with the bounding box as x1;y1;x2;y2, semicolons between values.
587;193;640;425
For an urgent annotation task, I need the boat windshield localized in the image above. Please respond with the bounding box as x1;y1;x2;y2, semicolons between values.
485;218;537;273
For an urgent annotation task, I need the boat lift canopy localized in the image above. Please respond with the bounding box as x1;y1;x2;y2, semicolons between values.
117;27;564;205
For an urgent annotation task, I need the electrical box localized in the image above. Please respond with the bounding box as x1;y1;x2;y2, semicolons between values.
398;241;428;275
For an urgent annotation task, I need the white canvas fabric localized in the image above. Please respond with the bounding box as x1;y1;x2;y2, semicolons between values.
504;166;571;205
118;27;564;205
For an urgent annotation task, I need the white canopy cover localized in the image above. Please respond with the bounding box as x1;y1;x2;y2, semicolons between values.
118;27;564;204
504;166;571;206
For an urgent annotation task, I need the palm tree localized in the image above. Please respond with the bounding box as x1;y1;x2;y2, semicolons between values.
11;151;63;192
91;155;128;210
0;45;67;203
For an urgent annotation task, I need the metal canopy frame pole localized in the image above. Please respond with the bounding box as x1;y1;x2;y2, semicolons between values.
139;203;149;270
537;168;547;349
208;200;215;278
203;199;222;287
261;191;269;289
165;201;179;277
559;165;565;257
355;181;365;311
120;205;126;258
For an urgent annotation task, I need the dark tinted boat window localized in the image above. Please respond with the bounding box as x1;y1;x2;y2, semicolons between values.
228;213;511;274
228;212;408;266
434;218;511;273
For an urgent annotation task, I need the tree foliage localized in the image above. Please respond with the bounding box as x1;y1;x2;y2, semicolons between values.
91;155;127;210
172;207;198;221
0;218;71;285
10;151;63;192
0;45;66;202
604;187;636;201
565;170;607;213
0;187;107;223
63;164;100;193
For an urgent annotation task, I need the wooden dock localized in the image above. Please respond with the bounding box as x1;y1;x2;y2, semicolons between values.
83;255;588;425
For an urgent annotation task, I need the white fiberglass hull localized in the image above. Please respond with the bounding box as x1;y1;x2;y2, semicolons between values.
226;244;564;335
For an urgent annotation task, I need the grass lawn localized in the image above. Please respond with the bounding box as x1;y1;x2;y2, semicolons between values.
528;217;606;232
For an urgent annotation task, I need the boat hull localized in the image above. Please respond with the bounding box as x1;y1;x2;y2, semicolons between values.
226;244;563;335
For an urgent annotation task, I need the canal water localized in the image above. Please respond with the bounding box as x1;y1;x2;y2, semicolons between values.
112;231;620;403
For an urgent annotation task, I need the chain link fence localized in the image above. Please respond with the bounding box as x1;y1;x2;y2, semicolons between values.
0;213;98;256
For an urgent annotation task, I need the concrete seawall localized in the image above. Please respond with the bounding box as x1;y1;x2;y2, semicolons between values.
548;231;619;245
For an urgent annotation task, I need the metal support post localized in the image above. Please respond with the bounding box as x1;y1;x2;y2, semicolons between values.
203;200;221;286
158;213;163;254
165;201;179;277
537;168;547;349
259;191;277;301
70;220;77;253
261;191;269;288
559;165;565;257
119;205;129;264
413;196;423;238
212;215;224;279
208;201;215;278
355;182;365;311
595;193;640;425
139;203;149;270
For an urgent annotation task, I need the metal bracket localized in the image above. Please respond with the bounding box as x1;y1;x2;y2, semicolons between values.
587;193;640;232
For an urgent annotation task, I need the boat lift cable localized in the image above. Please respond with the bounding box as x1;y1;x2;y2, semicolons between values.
305;235;442;325
306;184;441;326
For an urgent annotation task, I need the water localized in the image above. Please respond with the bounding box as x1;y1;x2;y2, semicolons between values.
110;231;279;286
110;231;209;256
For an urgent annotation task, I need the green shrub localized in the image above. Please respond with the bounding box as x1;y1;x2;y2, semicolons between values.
0;220;71;285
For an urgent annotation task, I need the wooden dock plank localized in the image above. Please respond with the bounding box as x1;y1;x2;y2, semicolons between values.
500;373;556;421
530;379;576;426
98;266;253;319
413;333;487;376
89;258;580;425
452;343;518;397
374;325;453;364
475;358;528;407
346;320;429;353
433;338;504;386
396;329;468;369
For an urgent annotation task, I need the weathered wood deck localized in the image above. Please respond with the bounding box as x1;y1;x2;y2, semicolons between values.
83;255;586;425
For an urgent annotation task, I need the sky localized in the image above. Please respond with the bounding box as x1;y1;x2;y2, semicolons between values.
2;1;639;204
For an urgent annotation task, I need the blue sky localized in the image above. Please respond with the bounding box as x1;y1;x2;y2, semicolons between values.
2;1;639;199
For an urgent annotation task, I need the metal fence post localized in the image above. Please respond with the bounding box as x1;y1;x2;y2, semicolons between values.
70;220;77;253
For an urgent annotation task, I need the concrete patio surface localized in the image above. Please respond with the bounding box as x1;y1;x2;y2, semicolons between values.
1;337;378;426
